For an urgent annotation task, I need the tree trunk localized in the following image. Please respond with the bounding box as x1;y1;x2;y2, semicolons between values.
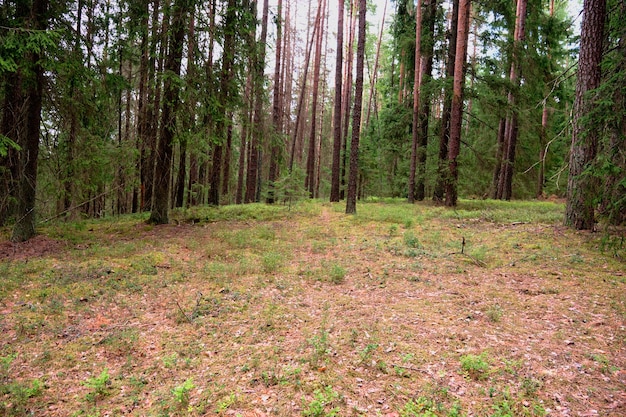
330;0;345;202
497;0;527;201
433;0;459;202
11;0;48;242
209;0;236;206
245;0;270;203
341;0;358;200
565;0;606;229
444;0;470;207
408;0;422;203
236;73;254;204
0;71;24;227
267;0;283;204
415;0;437;201
305;0;326;198
365;0;386;129
345;0;366;214
289;1;321;173
148;0;189;224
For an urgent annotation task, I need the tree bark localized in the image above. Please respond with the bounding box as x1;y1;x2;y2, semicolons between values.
341;0;358;200
433;0;459;202
565;0;606;229
496;0;527;200
305;0;326;197
148;0;189;224
330;0;345;202
415;0;437;201
444;0;470;207
267;0;283;204
408;0;423;203
11;0;49;242
209;0;237;206
245;0;270;203
345;0;366;214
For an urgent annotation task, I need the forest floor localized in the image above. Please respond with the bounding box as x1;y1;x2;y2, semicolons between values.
0;199;624;417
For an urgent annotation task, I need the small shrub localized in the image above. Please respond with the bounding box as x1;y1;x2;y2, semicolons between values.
486;304;503;322
83;369;111;403
404;231;421;249
302;386;340;417
460;353;490;380
328;263;346;284
358;343;378;364
172;378;194;409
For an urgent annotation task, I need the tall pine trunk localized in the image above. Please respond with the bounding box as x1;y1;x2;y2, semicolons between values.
330;0;345;202
245;0;269;203
148;0;189;224
267;0;283;204
496;0;527;200
565;0;606;229
444;0;470;207
305;0;325;197
11;0;48;242
408;0;423;203
415;0;437;201
345;0;366;214
433;0;459;202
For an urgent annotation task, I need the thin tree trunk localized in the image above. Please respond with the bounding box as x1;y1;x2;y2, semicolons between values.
305;0;326;197
267;0;283;204
365;0;386;128
433;0;459;202
245;0;270;203
208;0;237;206
408;0;423;203
236;72;254;204
345;0;366;214
289;2;321;172
491;118;506;198
444;0;470;207
415;0;437;201
341;0;358;200
497;0;527;200
330;0;345;202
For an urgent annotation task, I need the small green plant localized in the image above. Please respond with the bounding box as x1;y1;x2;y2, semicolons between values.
521;377;542;396
0;353;17;380
215;392;236;413
162;353;178;368
389;224;399;237
308;327;330;367
486;304;503;322
83;369;111;403
328;263;346;284
358;343;378;364
460;352;490;380
302;386;340;417
404;231;421;249
400;397;436;417
172;378;195;409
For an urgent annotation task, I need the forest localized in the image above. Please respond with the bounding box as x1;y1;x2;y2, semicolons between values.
1;0;624;242
0;1;625;415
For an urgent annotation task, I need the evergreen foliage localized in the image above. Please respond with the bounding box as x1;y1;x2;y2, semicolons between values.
0;0;622;238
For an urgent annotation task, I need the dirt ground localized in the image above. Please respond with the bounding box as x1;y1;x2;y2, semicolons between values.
0;204;624;416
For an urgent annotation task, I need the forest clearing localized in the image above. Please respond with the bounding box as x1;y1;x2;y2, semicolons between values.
0;200;624;416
